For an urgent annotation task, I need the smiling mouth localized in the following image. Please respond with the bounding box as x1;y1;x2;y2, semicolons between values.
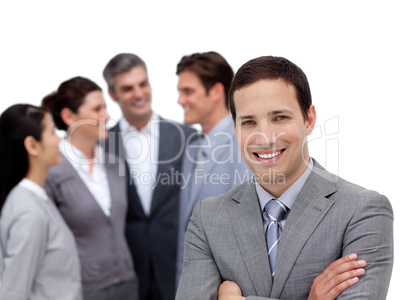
131;98;147;107
253;149;285;159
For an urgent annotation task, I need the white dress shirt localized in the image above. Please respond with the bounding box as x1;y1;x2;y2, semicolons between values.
119;113;160;216
59;139;112;216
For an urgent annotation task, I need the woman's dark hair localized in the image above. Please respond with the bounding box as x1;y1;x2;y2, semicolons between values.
42;76;101;130
0;104;47;211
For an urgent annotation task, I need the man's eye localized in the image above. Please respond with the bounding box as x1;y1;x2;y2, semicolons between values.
276;116;288;121
242;120;254;126
183;89;193;96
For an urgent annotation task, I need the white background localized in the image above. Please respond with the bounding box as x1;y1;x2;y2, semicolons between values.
1;1;400;298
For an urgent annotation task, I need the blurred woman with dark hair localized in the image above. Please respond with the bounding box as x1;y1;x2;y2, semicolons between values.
0;104;82;299
42;76;138;300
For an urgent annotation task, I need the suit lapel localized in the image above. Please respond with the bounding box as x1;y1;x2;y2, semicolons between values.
149;120;182;216
182;138;198;221
271;161;337;298
58;154;111;219
228;181;272;296
104;153;121;218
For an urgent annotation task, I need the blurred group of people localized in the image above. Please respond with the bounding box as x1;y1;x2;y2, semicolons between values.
0;53;394;300
0;52;248;300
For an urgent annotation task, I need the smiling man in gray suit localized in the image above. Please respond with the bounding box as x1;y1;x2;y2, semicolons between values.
176;56;393;299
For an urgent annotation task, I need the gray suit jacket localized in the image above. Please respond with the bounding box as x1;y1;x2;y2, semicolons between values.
45;154;136;293
0;183;82;300
176;160;393;299
176;115;250;286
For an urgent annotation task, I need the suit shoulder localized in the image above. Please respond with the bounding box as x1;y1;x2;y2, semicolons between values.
1;189;50;247
108;122;120;133
159;118;196;137
311;160;391;207
181;124;197;137
333;176;391;208
46;156;72;180
199;180;253;207
3;186;47;218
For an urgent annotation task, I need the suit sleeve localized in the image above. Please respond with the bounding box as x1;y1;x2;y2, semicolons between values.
176;201;284;300
338;191;393;299
0;209;47;299
176;201;222;299
175;201;281;300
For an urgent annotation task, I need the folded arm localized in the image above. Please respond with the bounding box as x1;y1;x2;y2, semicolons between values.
219;191;393;300
176;201;222;299
337;191;393;299
219;254;365;300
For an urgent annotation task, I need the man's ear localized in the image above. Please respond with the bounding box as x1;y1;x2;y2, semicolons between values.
209;82;225;104
305;105;317;135
24;136;40;157
108;89;118;102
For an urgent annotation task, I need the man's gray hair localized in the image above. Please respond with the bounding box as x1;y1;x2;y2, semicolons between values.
103;53;147;91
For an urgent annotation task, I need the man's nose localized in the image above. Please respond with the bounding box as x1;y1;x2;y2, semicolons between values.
252;122;278;145
133;87;145;99
177;93;186;106
103;111;111;122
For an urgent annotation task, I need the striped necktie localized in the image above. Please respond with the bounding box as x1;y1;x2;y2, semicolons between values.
264;199;288;278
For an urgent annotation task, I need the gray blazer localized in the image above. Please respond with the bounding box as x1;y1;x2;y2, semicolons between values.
45;153;136;293
176;115;250;286
176;160;394;299
0;184;82;300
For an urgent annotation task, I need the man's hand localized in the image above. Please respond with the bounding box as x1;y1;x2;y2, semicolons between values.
308;253;366;300
218;281;246;300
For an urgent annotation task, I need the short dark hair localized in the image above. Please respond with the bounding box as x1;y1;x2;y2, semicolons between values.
42;76;101;130
103;53;147;92
0;104;47;210
229;56;312;122
176;51;234;109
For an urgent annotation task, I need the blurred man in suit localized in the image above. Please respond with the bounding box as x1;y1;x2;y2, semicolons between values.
176;56;393;299
175;51;250;287
102;53;195;300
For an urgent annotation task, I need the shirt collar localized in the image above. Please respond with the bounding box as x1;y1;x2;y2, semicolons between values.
59;139;104;171
119;112;159;137
19;178;48;201
256;158;313;211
